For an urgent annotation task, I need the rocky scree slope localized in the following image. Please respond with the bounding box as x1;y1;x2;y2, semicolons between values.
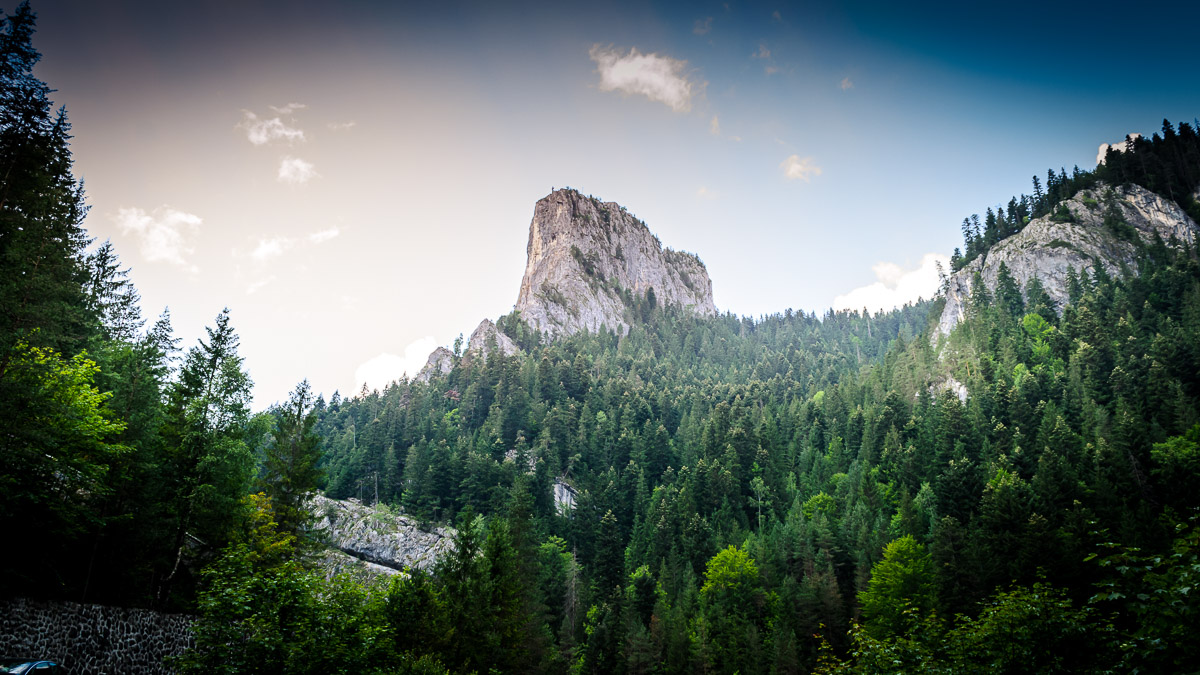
937;184;1199;338
514;189;716;336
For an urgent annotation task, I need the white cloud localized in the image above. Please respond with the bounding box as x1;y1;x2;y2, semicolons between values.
1096;132;1141;165
327;121;356;131
710;115;720;136
308;227;340;244
693;17;713;35
278;156;317;185
240;110;305;145
780;155;823;182
355;336;438;390
269;102;306;115
251;236;292;261
833;253;950;314
113;206;201;268
840;76;854;90
589;45;701;113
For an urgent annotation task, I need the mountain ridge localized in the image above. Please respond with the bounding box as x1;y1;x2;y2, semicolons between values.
937;182;1200;338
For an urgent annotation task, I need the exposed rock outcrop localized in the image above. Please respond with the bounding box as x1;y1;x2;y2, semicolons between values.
414;319;521;383
553;478;577;515
514;189;716;336
937;184;1198;338
466;318;519;359
310;494;453;573
414;346;454;383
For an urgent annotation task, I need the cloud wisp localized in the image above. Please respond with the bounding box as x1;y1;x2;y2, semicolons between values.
251;236;292;261
355;336;439;391
113;206;202;269
589;45;701;113
246;276;277;295
308;227;340;244
269;102;306;115
840;77;854;90
246;227;338;264
694;17;713;35
278;156;318;185
780;155;823;182
833;253;950;314
240;110;305;145
751;43;778;75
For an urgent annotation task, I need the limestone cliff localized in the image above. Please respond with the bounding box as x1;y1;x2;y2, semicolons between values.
937;184;1198;338
514;189;716;336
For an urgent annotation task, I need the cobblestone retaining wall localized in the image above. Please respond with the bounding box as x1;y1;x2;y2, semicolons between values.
0;598;194;674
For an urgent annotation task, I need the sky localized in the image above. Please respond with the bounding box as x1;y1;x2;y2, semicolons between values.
24;0;1200;408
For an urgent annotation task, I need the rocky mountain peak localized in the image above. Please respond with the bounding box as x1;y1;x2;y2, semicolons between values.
514;188;716;336
937;183;1199;338
467;318;519;358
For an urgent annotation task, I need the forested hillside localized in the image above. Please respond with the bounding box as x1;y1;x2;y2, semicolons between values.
4;4;1200;673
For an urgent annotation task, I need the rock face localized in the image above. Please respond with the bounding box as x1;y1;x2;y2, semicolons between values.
553;478;577;515
414;319;521;383
414;346;454;383
310;494;453;573
937;184;1198;338
466;318;520;359
514;188;716;336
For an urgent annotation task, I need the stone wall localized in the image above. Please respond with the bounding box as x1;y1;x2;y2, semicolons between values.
0;598;194;675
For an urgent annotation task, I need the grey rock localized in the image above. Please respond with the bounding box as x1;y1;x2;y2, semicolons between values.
310;494;453;573
929;375;968;403
415;319;521;383
466;318;520;359
515;188;716;336
937;184;1198;338
316;547;406;582
553;478;577;515
414;346;454;383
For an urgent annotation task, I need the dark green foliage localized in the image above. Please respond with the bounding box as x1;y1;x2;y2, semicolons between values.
258;380;324;542
5;7;1200;670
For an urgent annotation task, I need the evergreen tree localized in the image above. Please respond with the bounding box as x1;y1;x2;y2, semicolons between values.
259;379;324;543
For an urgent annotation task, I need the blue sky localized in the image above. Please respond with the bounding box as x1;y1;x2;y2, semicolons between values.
26;0;1200;406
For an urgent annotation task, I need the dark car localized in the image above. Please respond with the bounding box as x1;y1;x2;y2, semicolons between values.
0;659;68;674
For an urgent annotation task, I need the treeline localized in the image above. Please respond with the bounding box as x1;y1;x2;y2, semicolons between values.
952;118;1200;271
0;3;320;612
